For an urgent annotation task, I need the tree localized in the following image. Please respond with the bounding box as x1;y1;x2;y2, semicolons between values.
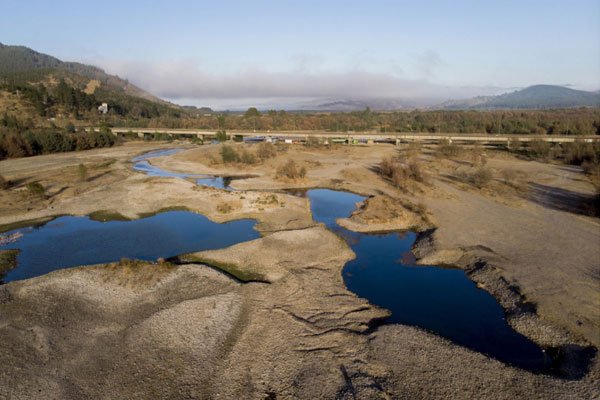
77;163;88;182
244;107;261;118
220;145;239;163
215;130;228;142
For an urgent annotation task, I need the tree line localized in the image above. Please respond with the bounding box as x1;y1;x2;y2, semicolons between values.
0;123;115;160
111;107;600;136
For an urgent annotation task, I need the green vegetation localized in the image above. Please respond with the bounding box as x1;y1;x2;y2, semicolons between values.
215;130;228;142
26;181;45;199
88;210;130;222
220;145;240;163
0;121;115;159
0;249;19;276
0;216;56;234
77;163;88;182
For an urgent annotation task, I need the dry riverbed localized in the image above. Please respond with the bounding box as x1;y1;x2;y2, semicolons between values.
0;141;599;399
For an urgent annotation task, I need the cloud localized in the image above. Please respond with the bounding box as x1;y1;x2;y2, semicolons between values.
414;50;443;79
94;59;508;108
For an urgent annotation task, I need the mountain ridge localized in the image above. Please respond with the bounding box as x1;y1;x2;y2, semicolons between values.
437;85;600;110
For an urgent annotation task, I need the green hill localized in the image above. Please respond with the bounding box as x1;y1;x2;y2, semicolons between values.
0;42;183;122
440;85;600;109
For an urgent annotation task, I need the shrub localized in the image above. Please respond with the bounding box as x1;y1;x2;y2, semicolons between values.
256;142;277;160
220;145;239;163
470;167;493;188
0;175;9;190
276;159;306;180
240;148;257;164
217;203;233;213
379;156;397;178
407;159;426;183
527;139;551;159
562;140;599;165
305;136;322;147
215;130;228;142
378;156;427;188
78;163;88;182
437;138;461;157
65;123;76;133
26;181;45;199
406;142;422;158
508;137;521;152
471;144;487;166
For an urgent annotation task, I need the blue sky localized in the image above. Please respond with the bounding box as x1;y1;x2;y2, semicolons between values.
2;0;599;108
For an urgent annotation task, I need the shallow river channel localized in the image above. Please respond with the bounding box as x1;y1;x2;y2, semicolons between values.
0;147;552;372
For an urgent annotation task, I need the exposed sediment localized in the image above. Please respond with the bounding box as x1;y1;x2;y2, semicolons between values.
1;143;599;398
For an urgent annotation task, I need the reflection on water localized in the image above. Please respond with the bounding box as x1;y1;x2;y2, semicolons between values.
0;211;258;282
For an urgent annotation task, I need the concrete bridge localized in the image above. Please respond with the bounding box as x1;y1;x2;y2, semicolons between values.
107;127;599;146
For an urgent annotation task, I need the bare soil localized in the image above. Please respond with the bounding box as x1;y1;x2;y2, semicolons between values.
0;141;598;399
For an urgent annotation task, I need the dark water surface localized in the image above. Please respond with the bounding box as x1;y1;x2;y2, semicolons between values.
307;188;550;372
0;211;258;282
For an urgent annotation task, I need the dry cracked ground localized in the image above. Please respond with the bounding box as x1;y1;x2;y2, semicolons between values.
0;141;599;399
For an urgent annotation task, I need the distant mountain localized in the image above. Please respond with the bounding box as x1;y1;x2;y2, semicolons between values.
0;42;168;105
293;98;434;112
438;85;600;109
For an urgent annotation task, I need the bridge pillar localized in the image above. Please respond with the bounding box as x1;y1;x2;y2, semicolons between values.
137;132;144;139
395;138;401;146
367;139;374;145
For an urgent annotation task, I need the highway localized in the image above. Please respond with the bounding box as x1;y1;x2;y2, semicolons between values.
107;127;599;145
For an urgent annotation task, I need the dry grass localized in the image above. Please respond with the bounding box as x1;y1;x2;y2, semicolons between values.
276;159;306;180
101;258;176;288
378;156;427;190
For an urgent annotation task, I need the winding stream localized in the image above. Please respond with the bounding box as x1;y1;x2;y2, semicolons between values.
0;147;553;373
307;188;550;372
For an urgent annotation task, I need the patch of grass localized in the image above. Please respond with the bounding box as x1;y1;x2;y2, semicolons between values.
179;254;266;282
0;249;19;275
217;203;233;214
88;210;131;222
77;163;88;182
26;181;46;199
101;258;177;287
137;206;191;219
0;216;56;234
